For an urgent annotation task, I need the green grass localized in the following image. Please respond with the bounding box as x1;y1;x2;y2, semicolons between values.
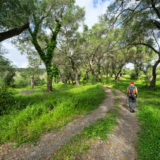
106;76;160;160
51;109;119;160
0;84;105;145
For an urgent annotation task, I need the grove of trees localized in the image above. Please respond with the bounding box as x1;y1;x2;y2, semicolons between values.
0;0;160;90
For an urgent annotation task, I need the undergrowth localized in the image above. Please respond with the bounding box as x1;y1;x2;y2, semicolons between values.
0;84;105;145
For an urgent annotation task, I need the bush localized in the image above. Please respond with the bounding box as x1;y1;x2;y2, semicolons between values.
13;77;30;88
130;72;138;80
0;87;15;115
34;77;45;86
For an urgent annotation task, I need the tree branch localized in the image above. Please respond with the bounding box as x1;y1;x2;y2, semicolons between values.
28;27;46;62
151;0;160;19
151;19;160;30
0;23;29;42
152;29;160;51
131;42;159;54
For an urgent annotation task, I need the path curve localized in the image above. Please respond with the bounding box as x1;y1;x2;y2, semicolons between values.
0;87;114;160
82;88;139;160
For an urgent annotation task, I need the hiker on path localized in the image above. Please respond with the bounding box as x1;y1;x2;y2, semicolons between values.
127;82;138;113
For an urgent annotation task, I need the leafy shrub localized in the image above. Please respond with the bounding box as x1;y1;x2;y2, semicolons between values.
130;72;138;80
34;77;45;86
0;87;15;115
13;77;29;88
0;55;15;87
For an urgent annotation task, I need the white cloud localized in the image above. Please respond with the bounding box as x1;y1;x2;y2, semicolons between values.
125;63;134;69
76;0;113;28
2;40;28;68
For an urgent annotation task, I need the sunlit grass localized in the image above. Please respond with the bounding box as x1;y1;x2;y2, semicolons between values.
0;84;105;145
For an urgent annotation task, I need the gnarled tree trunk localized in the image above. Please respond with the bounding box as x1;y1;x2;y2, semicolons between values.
30;75;34;89
89;59;95;77
114;65;124;81
74;69;79;85
150;57;160;87
47;75;53;92
85;69;89;83
97;64;102;82
69;57;79;85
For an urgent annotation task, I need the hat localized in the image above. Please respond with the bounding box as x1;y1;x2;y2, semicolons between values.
130;81;134;84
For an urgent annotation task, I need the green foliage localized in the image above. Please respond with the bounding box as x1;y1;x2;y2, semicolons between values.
0;0;33;29
130;72;138;80
0;55;15;87
52;109;119;160
0;87;15;115
51;64;59;83
12;69;46;88
0;84;105;145
54;5;85;86
34;77;45;86
13;77;30;88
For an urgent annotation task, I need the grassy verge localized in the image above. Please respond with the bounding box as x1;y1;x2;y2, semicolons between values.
0;84;105;145
51;109;119;160
106;76;160;160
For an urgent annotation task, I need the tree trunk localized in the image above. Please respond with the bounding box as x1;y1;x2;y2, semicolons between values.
106;67;109;79
150;58;160;87
70;73;74;85
106;73;108;78
114;66;124;81
134;65;139;80
47;75;53;92
71;79;74;85
74;69;79;85
70;57;79;85
97;64;102;82
98;73;102;82
89;59;96;83
85;69;89;83
89;59;95;76
114;73;120;81
120;73;123;78
30;75;34;89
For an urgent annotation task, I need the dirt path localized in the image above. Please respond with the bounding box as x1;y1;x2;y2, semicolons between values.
20;90;35;95
0;87;139;160
0;87;114;160
82;88;139;160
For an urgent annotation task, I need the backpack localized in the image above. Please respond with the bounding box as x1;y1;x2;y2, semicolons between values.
128;86;136;97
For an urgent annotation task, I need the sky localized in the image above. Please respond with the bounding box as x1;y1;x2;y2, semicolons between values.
2;0;133;69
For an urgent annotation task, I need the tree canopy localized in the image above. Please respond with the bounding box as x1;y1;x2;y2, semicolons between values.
1;0;160;89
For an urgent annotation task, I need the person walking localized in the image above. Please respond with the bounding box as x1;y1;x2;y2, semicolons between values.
127;82;138;113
